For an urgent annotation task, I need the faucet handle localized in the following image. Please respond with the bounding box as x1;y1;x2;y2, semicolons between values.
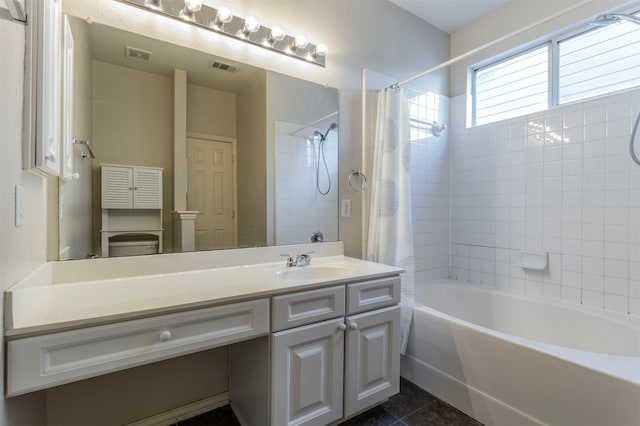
296;251;314;266
280;254;295;267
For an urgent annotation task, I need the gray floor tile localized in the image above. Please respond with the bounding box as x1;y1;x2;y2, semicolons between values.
380;377;438;419
339;405;398;426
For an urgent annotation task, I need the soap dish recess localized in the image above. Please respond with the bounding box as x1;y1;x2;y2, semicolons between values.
519;251;548;271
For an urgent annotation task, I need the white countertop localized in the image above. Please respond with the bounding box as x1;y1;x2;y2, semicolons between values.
5;254;402;337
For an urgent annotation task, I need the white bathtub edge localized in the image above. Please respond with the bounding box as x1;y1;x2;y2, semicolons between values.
400;354;544;426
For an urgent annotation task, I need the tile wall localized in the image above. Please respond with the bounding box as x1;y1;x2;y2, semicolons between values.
274;121;338;245
411;94;451;282
450;89;640;315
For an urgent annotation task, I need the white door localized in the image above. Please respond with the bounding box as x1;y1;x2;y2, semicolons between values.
272;318;345;426
345;305;400;416
187;138;236;250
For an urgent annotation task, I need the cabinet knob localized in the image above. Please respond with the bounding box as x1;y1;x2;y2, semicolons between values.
349;322;358;331
338;323;347;331
159;330;172;342
45;151;56;161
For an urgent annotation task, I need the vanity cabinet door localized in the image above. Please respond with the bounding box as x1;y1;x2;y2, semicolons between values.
102;166;133;208
271;317;345;426
345;305;400;417
133;167;162;209
101;165;162;209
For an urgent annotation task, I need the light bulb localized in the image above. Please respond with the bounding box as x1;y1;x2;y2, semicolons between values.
312;42;327;57
215;6;233;25
243;16;260;34
267;26;285;44
290;34;308;51
179;0;201;21
184;0;202;12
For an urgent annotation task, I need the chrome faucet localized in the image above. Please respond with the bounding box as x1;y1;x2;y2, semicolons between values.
281;252;314;267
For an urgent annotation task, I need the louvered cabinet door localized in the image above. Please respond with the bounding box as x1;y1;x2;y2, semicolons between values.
133;167;162;209
101;166;133;209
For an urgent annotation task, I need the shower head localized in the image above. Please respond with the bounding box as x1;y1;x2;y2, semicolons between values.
314;123;337;141
324;122;337;138
593;13;640;26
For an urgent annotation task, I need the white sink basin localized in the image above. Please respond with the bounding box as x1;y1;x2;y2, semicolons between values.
274;264;356;280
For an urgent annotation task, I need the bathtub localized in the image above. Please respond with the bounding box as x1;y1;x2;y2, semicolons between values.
400;279;640;426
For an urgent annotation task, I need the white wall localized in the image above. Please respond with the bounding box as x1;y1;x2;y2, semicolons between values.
0;12;48;426
92;60;174;253
236;72;267;247
187;84;237;138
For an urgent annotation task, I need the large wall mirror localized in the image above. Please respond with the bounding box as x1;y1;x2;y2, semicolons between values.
59;14;339;260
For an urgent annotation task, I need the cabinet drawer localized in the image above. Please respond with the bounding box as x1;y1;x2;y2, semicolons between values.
272;286;345;331
7;299;269;396
347;277;401;315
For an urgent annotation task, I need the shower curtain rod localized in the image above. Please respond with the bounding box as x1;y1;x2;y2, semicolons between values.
410;117;444;128
289;111;338;136
394;0;597;88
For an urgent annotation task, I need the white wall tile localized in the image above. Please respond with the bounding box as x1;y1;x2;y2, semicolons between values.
582;289;604;309
449;88;640;316
604;293;628;314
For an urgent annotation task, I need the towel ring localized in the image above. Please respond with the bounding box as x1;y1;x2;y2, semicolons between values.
348;169;367;192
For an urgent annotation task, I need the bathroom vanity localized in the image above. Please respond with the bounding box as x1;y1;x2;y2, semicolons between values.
4;242;402;425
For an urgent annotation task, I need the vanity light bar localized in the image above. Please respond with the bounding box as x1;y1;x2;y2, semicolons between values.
116;0;327;67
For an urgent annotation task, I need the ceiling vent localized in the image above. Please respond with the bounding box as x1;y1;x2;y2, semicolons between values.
125;46;152;62
210;61;238;73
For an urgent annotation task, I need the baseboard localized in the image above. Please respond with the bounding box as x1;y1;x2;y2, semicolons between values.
401;355;542;426
126;392;229;426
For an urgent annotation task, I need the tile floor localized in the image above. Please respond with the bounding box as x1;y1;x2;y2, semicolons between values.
176;378;482;426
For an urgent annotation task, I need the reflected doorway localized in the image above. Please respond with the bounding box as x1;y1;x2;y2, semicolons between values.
187;137;237;250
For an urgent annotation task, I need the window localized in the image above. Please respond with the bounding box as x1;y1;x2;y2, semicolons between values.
558;17;640;104
471;10;640;126
474;45;549;126
408;91;441;141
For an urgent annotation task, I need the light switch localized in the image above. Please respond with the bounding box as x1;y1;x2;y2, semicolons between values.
341;199;351;218
15;184;24;227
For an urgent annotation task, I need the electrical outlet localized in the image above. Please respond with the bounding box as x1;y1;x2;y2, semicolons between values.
15;184;24;227
341;199;351;218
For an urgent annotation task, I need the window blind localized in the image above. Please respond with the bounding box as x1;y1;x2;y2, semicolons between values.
474;45;549;126
559;15;640;104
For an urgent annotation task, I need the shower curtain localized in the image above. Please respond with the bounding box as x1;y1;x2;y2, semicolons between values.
366;86;415;355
